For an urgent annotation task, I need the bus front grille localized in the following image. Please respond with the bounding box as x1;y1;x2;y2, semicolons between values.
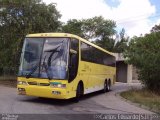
27;82;50;86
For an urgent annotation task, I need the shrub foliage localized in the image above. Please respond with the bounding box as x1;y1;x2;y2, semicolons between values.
124;31;160;93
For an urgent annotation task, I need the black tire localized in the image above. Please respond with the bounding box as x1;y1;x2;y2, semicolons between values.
103;81;107;93
106;80;111;92
75;83;81;102
103;80;111;93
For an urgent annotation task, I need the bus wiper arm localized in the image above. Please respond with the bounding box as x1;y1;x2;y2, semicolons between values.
26;65;38;78
42;41;64;80
25;61;51;80
42;60;51;80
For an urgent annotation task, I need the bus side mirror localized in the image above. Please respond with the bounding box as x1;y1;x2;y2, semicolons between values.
69;49;77;68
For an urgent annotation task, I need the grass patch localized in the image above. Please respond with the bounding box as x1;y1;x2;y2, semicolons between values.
120;89;160;113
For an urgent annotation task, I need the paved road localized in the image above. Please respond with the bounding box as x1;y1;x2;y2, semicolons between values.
0;82;154;119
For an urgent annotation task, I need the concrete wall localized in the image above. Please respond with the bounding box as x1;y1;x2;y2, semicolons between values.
127;65;132;83
116;61;127;83
132;66;139;83
115;53;139;83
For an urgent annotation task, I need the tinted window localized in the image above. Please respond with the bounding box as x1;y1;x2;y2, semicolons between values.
90;46;103;64
81;42;92;62
81;42;115;67
103;54;115;67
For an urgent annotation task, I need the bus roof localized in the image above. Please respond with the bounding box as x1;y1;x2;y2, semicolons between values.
26;33;115;56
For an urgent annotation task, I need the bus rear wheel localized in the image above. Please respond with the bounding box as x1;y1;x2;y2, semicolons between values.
106;80;111;92
103;80;110;93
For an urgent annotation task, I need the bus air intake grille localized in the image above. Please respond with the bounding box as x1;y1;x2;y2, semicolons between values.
39;83;50;86
28;82;37;85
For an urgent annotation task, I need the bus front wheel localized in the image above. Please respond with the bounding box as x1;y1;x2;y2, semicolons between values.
75;83;83;102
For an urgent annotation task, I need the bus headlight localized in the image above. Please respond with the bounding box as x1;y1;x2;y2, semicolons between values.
50;83;66;88
17;81;28;85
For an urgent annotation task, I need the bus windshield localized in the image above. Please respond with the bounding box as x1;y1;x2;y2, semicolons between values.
18;37;69;80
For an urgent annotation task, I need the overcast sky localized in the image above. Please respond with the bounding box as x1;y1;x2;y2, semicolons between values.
43;0;160;37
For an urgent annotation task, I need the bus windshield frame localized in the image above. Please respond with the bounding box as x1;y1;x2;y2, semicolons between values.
18;37;70;80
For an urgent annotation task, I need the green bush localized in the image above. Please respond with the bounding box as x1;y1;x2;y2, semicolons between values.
124;32;160;93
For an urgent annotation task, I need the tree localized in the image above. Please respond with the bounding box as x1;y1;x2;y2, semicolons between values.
62;19;84;37
0;0;61;70
124;32;160;93
62;16;116;51
151;24;160;33
84;16;116;51
82;16;116;40
114;28;129;53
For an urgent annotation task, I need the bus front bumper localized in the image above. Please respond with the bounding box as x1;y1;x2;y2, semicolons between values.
17;85;73;99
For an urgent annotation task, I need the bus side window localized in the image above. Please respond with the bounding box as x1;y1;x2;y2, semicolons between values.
81;42;92;62
69;38;79;82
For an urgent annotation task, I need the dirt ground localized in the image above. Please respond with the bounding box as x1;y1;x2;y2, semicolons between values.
0;80;17;88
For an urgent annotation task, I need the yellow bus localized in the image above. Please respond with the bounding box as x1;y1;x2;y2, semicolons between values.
17;33;116;101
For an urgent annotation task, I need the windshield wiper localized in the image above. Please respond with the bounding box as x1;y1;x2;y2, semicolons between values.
25;51;58;80
25;61;51;80
42;56;51;80
43;42;63;80
26;64;38;78
42;49;60;80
